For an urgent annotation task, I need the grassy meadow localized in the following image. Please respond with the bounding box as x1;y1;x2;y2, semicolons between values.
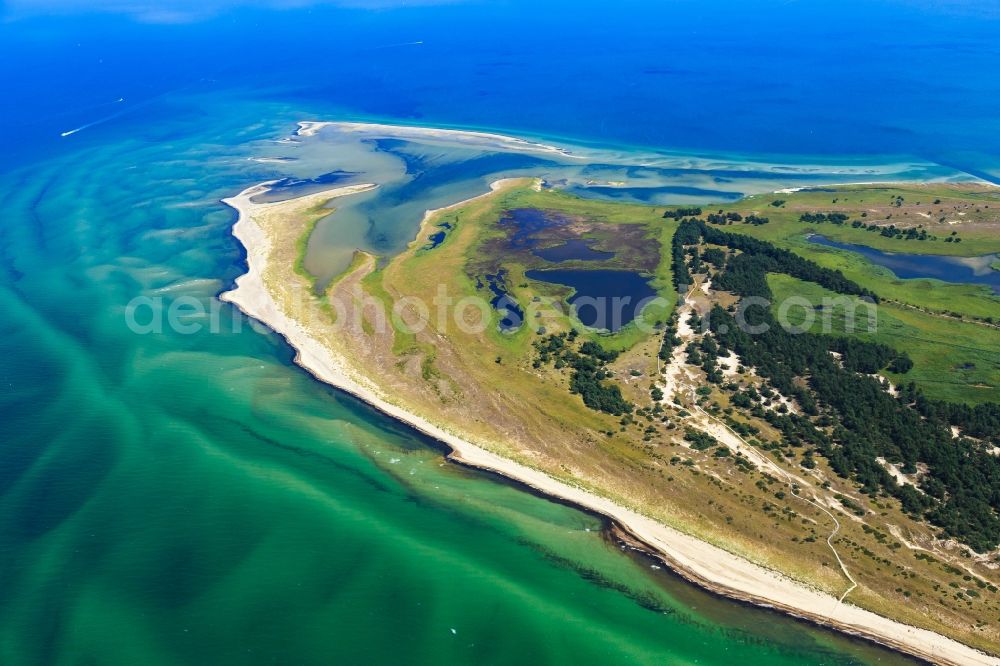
767;273;1000;404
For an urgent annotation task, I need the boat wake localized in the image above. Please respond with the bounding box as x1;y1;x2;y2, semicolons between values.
60;98;126;137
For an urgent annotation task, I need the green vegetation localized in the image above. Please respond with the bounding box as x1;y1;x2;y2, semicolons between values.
683;429;718;450
533;332;633;415
671;218;877;301
767;274;1000;404
735;183;1000;255
662;206;702;219
667;217;1000;551
699;184;1000;321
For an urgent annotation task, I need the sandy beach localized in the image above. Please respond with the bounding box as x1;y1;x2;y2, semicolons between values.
219;180;998;666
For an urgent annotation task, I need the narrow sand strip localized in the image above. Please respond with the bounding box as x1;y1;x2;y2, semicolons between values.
296;120;581;158
219;180;997;666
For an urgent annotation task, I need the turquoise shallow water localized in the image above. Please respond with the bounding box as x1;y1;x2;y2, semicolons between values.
0;91;926;664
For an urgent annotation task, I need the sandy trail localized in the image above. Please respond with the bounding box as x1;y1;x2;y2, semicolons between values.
659;280;858;605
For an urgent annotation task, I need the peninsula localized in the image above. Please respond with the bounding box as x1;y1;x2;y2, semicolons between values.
222;128;1000;666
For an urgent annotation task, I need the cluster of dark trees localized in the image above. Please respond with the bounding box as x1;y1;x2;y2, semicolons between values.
675;219;880;302
800;212;850;224
533;332;633;415
901;384;1000;444
666;207;769;228
686;335;725;384
684;428;718;450
662;207;703;219
847;221;931;241
893;226;928;240
710;300;1000;550
826;337;900;374
888;354;914;374
700;247;728;269
704;211;769;226
670;219;697;291
706;211;743;225
671;220;1000;551
658;312;681;362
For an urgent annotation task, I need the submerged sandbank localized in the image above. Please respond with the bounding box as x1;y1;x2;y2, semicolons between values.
296;121;579;158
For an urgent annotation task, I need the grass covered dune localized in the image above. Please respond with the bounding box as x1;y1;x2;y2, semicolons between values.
220;165;998;665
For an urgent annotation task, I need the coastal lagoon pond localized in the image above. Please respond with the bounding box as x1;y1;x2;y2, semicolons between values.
526;268;658;332
480;270;525;332
808;234;1000;293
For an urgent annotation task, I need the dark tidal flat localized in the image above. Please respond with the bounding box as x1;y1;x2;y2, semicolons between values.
534;238;615;263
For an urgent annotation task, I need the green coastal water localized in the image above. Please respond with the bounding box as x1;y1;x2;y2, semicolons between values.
0;98;919;665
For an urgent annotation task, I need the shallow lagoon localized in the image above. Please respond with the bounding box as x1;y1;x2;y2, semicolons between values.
526;268;658;331
808;234;1000;293
279;123;962;283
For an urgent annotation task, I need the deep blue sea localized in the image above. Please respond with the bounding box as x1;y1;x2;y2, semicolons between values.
3;0;1000;172
0;2;997;664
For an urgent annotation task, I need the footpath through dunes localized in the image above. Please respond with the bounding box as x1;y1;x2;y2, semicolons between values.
658;279;858;604
220;172;998;665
